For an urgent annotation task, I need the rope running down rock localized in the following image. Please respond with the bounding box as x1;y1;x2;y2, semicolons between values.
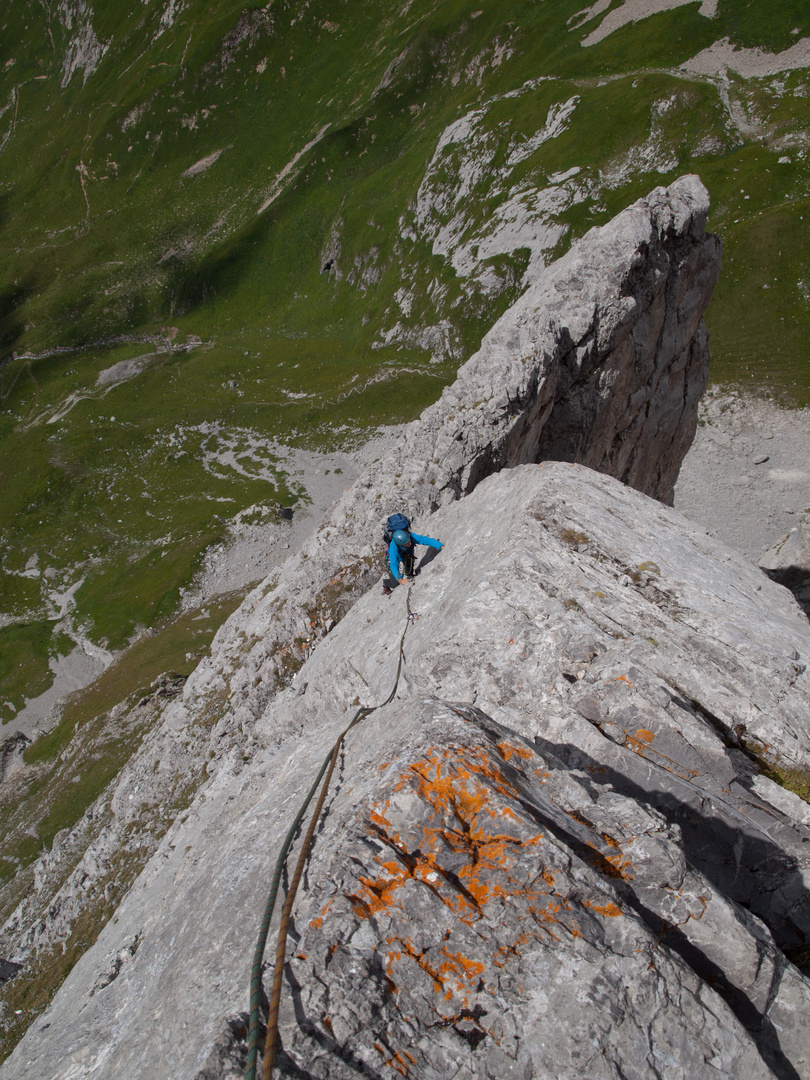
245;586;415;1080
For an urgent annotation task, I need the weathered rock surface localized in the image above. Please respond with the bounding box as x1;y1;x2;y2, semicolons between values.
4;462;809;1080
673;389;810;616
188;173;720;726
762;511;810;619
0;176;730;1073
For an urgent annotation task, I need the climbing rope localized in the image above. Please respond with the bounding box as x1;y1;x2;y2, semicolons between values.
245;588;414;1080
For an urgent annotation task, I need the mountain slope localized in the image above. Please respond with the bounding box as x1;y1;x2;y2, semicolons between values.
1;1;809;728
3;460;809;1078
0;174;749;1067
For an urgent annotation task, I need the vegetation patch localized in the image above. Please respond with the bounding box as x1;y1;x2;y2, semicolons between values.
0;590;245;930
761;762;810;806
560;529;590;547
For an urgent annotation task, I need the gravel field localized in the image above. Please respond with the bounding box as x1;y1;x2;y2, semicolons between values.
674;387;810;563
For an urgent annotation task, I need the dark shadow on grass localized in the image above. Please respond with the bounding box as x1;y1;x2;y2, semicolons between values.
163;212;275;317
0;281;35;363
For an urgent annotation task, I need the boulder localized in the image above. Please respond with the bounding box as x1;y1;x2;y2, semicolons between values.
761;510;810;618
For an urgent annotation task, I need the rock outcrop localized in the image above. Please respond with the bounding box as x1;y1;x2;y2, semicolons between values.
762;511;810;618
1;176;741;1075
3;462;809;1080
191;173;720;727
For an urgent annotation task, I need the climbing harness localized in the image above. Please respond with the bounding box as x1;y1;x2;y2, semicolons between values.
245;588;416;1080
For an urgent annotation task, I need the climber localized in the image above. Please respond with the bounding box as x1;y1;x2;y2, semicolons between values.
384;514;443;589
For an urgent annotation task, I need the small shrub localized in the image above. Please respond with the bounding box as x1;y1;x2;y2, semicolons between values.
561;529;589;546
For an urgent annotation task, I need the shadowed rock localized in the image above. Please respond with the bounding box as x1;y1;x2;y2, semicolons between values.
761;511;810;618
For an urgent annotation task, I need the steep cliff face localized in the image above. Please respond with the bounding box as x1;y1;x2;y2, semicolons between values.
0;176;750;1074
191;174;720;727
412;174;719;508
3;462;808;1080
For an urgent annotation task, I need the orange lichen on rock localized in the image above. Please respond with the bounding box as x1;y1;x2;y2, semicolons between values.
379;1046;416;1075
351;859;414;919
346;744;563;940
529;897;568;926
604;851;635;880
395;745;517;808
583;899;623;917
492;932;532;968
369;807;394;829
623;729;697;779
309;899;333;930
384;936;486;1006
341;739;632;1017
438;945;485;984
496;739;533;762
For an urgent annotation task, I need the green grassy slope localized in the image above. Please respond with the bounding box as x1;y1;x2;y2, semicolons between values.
0;0;808;717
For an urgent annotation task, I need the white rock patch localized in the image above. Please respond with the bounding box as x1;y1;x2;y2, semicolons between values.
682;34;810;77
579;0;718;48
181;149;225;179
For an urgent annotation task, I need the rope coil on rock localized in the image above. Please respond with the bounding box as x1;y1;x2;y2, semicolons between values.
245;588;414;1080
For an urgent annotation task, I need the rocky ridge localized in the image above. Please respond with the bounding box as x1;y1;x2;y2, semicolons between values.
6;175;796;1077
3;461;809;1079
189;173;720;735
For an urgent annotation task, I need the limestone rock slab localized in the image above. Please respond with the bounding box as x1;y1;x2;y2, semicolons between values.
5;464;809;1080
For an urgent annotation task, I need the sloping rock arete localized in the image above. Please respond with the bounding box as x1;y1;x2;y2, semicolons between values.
3;177;810;1079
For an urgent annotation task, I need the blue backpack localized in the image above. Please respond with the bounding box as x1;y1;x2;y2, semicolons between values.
382;513;411;547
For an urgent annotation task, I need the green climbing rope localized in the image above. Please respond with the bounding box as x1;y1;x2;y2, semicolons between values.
245;588;414;1080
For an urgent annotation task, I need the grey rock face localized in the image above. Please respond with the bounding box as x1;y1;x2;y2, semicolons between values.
266;703;799;1080
761;510;810;618
190;174;720;726
0;177;730;1075
4;463;809;1080
419;173;718;509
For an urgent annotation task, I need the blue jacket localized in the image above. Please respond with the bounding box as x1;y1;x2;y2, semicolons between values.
388;532;442;579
